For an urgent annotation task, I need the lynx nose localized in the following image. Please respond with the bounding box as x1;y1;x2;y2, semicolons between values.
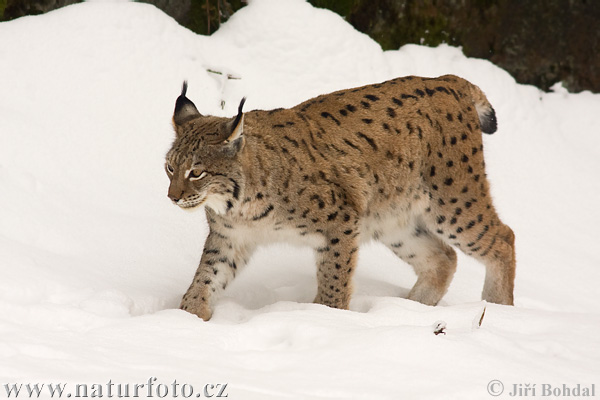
168;188;184;203
168;181;184;203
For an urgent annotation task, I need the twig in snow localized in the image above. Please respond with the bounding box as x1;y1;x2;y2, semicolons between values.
206;69;241;80
478;306;487;327
433;320;447;335
206;68;242;110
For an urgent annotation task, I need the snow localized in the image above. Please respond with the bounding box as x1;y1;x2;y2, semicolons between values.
1;0;599;398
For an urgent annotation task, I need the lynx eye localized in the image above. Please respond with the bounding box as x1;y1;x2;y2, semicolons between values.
189;169;207;181
166;164;174;174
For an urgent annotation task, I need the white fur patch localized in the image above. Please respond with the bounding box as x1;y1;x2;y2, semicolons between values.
227;223;326;250
204;194;229;215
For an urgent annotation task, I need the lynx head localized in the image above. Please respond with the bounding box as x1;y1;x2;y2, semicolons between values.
165;81;245;213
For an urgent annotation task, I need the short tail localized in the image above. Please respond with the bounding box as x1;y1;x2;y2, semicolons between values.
467;82;497;134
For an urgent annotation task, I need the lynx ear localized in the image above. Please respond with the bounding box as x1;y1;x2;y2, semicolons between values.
173;81;201;127
224;97;246;143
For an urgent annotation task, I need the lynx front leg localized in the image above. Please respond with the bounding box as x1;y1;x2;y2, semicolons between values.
313;231;359;310
180;230;254;320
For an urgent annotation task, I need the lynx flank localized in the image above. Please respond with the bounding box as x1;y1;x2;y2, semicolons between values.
165;75;515;321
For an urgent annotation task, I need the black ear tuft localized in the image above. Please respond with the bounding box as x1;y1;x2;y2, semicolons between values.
224;97;246;143
231;97;246;133
173;81;200;126
181;80;188;96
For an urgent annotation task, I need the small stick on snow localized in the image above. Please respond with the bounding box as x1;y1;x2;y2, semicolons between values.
478;306;486;327
206;69;241;80
206;68;242;109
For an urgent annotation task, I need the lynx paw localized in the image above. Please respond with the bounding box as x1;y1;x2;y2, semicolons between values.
313;293;350;310
180;297;213;321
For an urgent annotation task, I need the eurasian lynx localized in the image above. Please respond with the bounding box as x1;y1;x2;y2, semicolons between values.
165;75;515;320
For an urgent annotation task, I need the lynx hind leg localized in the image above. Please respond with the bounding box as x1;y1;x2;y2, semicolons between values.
382;219;457;306
426;187;516;305
479;222;515;305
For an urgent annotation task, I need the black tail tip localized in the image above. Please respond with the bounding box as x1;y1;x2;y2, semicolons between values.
481;107;498;134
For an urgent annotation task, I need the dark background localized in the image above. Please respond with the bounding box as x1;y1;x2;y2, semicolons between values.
2;0;598;93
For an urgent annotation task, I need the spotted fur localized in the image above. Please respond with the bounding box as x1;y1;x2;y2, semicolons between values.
165;75;515;320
